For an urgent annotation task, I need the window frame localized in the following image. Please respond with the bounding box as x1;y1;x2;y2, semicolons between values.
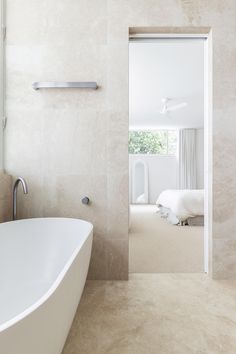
128;129;178;156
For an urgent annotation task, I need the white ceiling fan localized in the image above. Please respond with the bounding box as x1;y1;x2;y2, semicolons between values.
160;97;187;115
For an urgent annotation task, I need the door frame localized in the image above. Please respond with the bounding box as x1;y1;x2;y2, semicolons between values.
129;29;212;273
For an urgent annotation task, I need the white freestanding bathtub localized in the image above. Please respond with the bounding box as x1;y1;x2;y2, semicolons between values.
0;218;93;354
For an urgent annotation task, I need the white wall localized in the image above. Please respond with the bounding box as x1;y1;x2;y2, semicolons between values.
129;154;178;204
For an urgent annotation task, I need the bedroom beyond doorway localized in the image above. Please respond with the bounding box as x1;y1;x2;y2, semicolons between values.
129;34;207;274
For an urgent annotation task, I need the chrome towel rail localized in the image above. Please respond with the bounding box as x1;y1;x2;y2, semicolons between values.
32;81;98;90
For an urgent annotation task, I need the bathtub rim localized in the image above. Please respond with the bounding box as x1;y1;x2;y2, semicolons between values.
0;217;93;333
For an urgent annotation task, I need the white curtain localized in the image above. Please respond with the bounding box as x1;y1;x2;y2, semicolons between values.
178;129;197;189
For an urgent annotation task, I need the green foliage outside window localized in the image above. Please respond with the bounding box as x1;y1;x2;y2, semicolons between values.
129;130;177;155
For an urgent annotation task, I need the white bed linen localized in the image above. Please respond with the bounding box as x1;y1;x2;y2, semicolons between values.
156;189;204;221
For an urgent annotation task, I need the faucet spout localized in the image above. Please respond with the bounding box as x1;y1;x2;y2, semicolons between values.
13;177;28;220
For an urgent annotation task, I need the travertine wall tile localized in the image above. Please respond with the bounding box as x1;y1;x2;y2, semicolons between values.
5;0;236;279
0;173;13;222
213;239;236;279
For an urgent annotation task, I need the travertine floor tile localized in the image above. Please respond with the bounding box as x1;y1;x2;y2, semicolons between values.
63;274;236;354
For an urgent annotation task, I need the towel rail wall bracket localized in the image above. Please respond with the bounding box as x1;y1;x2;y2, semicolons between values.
32;82;98;90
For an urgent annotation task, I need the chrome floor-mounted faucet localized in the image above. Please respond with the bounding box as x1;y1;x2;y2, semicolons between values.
13;177;28;220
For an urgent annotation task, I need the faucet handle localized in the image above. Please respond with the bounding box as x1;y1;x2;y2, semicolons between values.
81;196;90;205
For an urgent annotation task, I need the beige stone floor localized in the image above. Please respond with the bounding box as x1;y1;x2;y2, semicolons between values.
63;274;236;354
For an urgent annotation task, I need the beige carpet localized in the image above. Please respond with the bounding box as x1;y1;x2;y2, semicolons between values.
129;205;204;273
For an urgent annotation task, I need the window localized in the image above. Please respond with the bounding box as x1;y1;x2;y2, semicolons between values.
129;130;177;155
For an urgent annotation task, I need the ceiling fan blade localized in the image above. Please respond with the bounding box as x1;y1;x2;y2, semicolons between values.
160;106;167;114
166;102;187;112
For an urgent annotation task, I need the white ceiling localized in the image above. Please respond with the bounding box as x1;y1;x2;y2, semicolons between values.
129;39;205;129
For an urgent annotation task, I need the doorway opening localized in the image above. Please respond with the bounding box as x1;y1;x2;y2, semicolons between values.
128;32;210;274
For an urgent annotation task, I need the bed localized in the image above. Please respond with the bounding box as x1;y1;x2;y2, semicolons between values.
156;189;204;226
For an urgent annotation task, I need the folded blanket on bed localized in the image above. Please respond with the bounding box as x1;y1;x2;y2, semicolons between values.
156;189;204;221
